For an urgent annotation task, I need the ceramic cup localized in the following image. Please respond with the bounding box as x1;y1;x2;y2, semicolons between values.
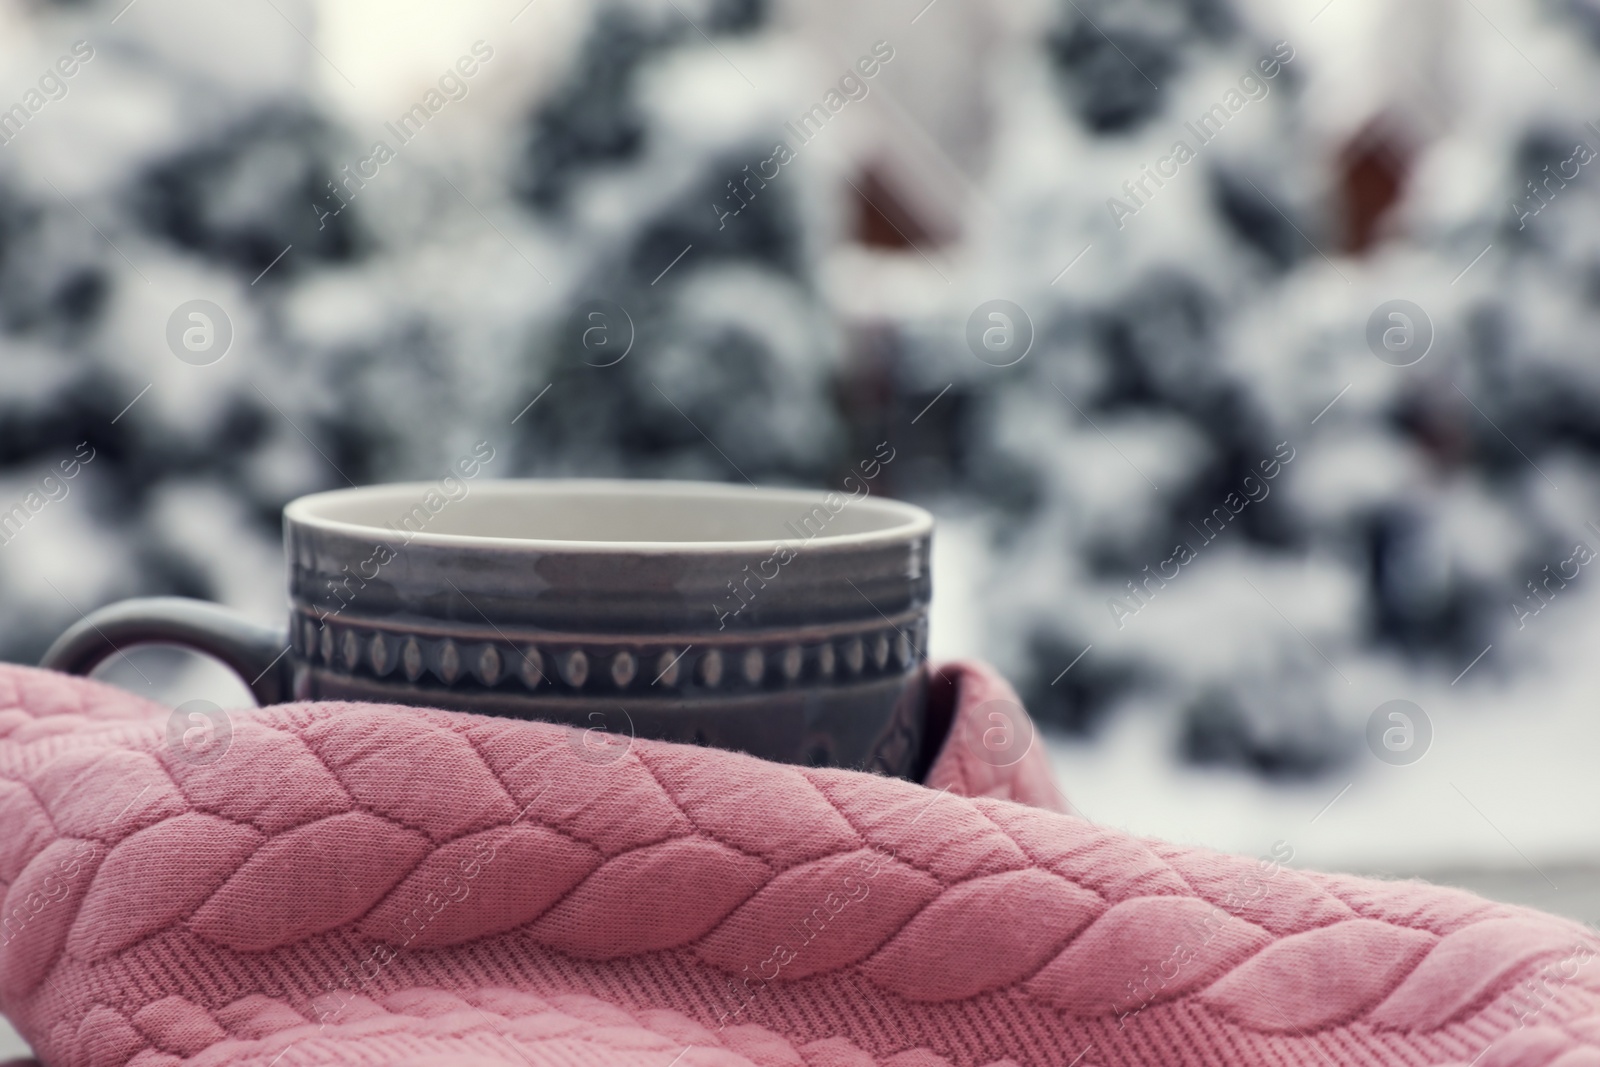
41;479;935;777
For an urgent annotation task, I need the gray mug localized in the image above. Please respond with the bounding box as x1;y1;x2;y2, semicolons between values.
41;479;935;778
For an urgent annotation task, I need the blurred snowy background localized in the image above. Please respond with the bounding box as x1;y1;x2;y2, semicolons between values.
4;0;1600;1011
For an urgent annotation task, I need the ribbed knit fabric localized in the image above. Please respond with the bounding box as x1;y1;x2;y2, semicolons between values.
1;661;1598;1067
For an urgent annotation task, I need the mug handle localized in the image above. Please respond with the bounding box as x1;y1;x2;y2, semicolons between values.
39;597;291;706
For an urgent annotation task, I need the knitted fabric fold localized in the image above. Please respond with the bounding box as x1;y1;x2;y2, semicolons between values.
0;661;1596;1067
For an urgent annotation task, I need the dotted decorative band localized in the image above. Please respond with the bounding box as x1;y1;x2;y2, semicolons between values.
291;609;929;695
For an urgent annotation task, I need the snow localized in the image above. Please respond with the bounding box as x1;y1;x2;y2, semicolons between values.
4;0;1600;884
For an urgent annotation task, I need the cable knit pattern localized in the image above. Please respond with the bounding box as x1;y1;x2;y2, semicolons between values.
1;661;1598;1066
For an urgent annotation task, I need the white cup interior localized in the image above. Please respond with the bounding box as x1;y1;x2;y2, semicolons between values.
287;479;932;549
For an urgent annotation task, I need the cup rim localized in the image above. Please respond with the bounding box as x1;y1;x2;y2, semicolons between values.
284;478;934;554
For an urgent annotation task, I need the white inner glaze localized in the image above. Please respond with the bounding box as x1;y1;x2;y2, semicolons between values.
286;479;932;550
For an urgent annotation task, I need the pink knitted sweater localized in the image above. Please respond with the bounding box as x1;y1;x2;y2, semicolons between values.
0;661;1597;1067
